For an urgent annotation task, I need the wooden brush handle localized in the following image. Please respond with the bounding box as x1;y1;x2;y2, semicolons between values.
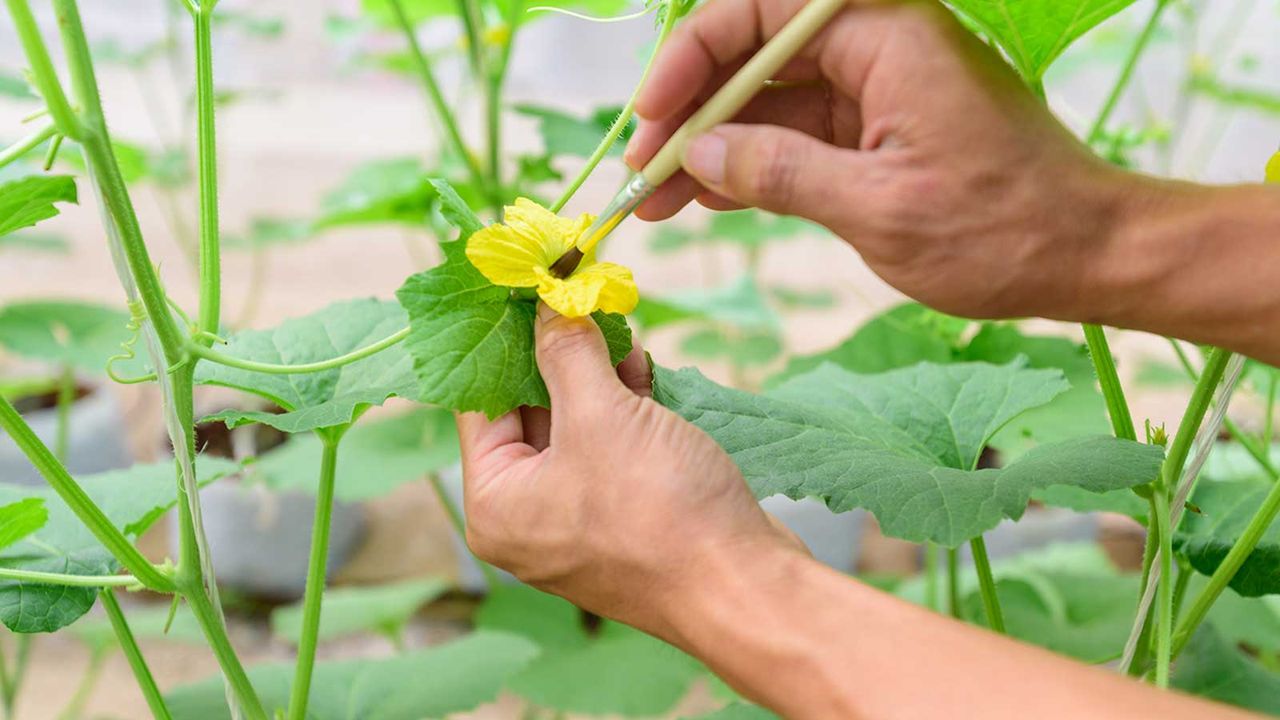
640;0;849;186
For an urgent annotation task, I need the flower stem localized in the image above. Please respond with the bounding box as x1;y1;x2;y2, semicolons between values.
187;327;409;375
0;120;57;170
1083;324;1136;441
550;7;680;213
190;5;222;343
287;434;342;720
101;590;173;720
3;0;81;140
1085;0;1169;145
969;536;1005;633
1152;485;1174;688
0;396;174;592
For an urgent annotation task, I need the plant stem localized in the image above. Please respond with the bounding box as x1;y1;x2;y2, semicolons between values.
1082;324;1136;441
1169;339;1276;477
1172;471;1280;658
0;568;139;587
8;636;28;720
550;5;680;212
101;590;173;720
1152;485;1173;688
287;435;342;720
454;0;485;75
386;0;489;199
1085;0;1169;145
969;536;1005;633
181;574;267;720
3;0;81;140
1127;498;1159;676
425;472;502;592
0;396;173;591
946;547;960;619
190;5;221;343
1170;555;1191;624
1164;348;1231;490
923;543;939;613
0;120;57;170
188;327;409;374
55;365;74;463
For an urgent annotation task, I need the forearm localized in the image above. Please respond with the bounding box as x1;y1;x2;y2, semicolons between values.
1083;176;1280;364
660;546;1255;720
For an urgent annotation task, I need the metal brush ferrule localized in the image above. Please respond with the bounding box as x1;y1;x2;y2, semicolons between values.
549;174;656;278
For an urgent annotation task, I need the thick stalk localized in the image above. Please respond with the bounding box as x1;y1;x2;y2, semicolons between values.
1170;339;1276;476
55;365;74;463
181;575;267;720
1172;474;1280;658
969;536;1005;633
1085;0;1169;145
3;0;81;139
386;0;489;198
550;4;680;212
0;120;57;170
426;472;502;592
946;547;960;619
188;327;409;374
0;397;172;591
287;435;342;720
191;6;221;342
1083;324;1136;441
101;590;172;720
454;0;485;75
1152;486;1173;688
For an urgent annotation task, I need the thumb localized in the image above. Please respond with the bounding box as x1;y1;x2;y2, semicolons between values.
681;123;867;226
535;303;624;415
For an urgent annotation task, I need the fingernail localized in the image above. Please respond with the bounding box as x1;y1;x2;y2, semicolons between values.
537;302;558;324
684;132;727;185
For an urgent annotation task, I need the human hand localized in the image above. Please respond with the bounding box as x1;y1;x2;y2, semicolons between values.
456;305;805;638
626;0;1140;321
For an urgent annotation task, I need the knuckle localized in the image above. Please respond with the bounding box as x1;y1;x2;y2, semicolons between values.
538;318;598;357
746;136;802;206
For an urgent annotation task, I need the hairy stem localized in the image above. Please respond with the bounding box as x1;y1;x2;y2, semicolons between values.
1085;0;1169;145
454;0;485;75
0;569;138;587
287;435;342;720
181;575;268;720
0;120;57;170
550;6;680;212
1152;485;1173;688
1083;324;1136;441
923;543;939;613
188;327;409;375
191;5;222;342
426;472;502;592
946;547;960;619
3;0;81;139
101;590;173;720
969;536;1005;634
0;397;173;591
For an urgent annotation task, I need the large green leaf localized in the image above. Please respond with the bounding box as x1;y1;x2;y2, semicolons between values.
0;458;236;633
165;631;539;719
195;299;417;434
315;157;436;228
1172;626;1280;716
654;361;1164;546
0;498;46;550
514;104;632;159
1174;479;1280;597
250;408;458;501
945;0;1139;81
0;175;77;238
475;585;703;716
270;577;450;644
0;301;131;372
396;240;632;419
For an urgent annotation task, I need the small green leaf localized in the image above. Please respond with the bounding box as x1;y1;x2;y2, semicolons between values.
1172;625;1280;715
680;327;782;368
195;299;417;434
213;9;285;37
0;231;70;254
165;631;539;719
0;498;46;551
426;178;482;237
0;69;35;99
0;458;236;633
0;175;77;238
514;104;632;158
0;300;131;372
655;361;1164;546
60;140;152;184
1174;479;1280;597
769;285;836;309
649;209;813;253
316;157;436;228
270;577;450;645
250;408;458;501
946;0;1139;81
633;275;779;331
397;241;632;418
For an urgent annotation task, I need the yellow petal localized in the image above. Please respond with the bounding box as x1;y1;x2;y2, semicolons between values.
573;261;639;315
1267;151;1280;184
536;269;607;319
503;198;592;262
466;223;546;288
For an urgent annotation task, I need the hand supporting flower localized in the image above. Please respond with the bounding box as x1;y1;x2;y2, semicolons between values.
466;199;639;318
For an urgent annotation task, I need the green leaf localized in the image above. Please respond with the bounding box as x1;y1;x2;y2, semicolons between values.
685;704;779;720
649;209;813;253
61;140;152;184
769;285;836;310
250;408;459;501
0;498;47;551
213;9;285;37
0;175;77;238
632;275;779;331
475;585;703;716
397;242;632;418
655;361;1164;546
1189;71;1280;116
195;299;417;434
1031;485;1148;524
769;303;969;386
680;327;782;368
1174;479;1280;597
270;577;450;645
946;0;1139;81
426;178;482;237
0;231;70;254
1204;581;1280;654
0;300;131;372
165;631;539;719
316;157;436;228
0;458;236;633
514;104;632;158
1172;625;1280;715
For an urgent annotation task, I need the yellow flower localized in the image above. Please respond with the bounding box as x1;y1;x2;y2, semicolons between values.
466;198;639;318
1267;150;1280;184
